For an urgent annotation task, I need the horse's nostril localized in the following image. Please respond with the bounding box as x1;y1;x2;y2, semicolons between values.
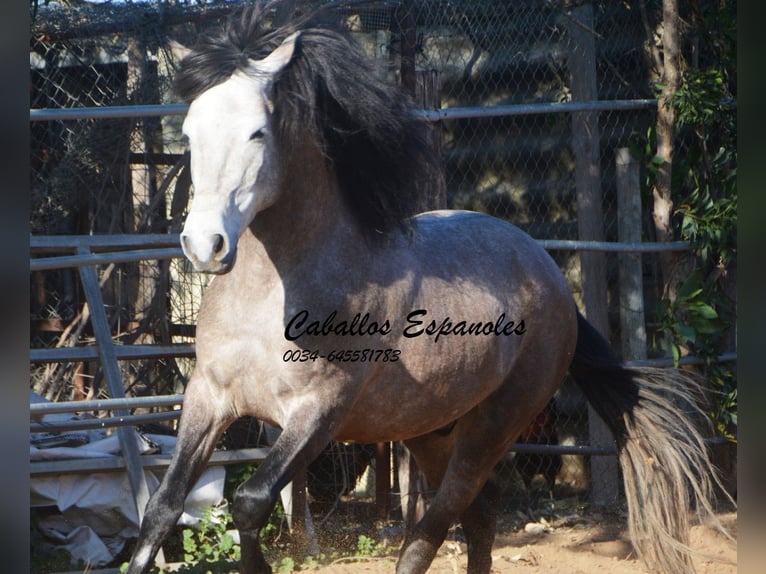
212;234;226;256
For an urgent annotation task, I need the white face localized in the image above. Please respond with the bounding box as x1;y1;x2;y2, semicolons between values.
179;33;298;273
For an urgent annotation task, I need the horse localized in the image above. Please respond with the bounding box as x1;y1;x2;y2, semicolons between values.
127;4;727;574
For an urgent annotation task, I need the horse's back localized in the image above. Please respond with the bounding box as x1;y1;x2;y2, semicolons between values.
411;210;570;297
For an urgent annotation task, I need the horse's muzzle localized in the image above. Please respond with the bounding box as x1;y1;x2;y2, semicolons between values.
180;231;235;274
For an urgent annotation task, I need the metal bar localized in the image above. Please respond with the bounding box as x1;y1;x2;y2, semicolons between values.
30;103;189;122
29;240;691;273
30;344;195;363
30;394;185;415
30;99;660;123
417;99;659;122
537;239;692;252
77;248;153;521
625;351;737;368
30;234;691;260
31;411;182;433
31;247;184;271
30;447;270;477
506;435;730;457
30;233;181;253
508;443;617;456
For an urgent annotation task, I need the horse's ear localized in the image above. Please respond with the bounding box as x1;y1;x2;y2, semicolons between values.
169;40;192;62
251;31;300;75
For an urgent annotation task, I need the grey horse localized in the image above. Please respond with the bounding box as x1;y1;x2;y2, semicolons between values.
127;5;727;574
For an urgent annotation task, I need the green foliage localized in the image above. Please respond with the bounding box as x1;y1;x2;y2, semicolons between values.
648;63;737;441
299;554;322;569
714;383;738;433
172;507;240;573
121;461;289;574
667;68;730;128
654;272;727;365
274;556;296;574
356;533;389;557
223;463;258;502
147;501;294;573
629;125;662;196
259;499;286;544
676;182;736;268
670;68;737;270
653;270;737;442
356;534;377;556
631;33;737;442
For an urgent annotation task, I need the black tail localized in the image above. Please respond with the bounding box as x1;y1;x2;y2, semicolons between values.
569;312;733;574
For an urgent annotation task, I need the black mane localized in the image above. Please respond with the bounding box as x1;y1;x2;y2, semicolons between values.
174;1;437;236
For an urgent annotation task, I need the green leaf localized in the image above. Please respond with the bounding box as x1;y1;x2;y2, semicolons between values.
676;281;703;300
688;302;718;319
674;323;696;344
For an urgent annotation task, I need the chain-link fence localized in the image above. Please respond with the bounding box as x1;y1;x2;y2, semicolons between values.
29;0;695;517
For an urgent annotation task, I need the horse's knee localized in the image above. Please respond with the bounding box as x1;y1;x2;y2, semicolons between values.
232;480;275;532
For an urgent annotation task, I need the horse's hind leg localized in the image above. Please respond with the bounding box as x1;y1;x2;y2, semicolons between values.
399;392;557;574
399;429;502;574
126;378;234;574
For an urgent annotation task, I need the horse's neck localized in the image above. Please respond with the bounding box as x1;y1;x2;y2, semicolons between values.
239;151;358;275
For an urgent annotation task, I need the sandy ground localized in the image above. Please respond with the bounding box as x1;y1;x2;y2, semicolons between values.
304;511;737;574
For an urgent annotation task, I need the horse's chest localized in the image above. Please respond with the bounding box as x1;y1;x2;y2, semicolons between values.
195;278;289;371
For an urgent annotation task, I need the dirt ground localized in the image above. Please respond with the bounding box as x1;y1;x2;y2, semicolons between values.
305;510;737;574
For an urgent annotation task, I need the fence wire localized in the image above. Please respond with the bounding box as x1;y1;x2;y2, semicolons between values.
29;0;687;508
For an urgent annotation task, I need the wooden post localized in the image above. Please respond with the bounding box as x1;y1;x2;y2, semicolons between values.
127;36;164;349
415;69;447;211
375;442;391;518
397;0;417;96
616;148;647;361
395;67;445;528
564;2;619;507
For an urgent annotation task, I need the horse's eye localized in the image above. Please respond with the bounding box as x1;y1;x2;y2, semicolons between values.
249;128;266;141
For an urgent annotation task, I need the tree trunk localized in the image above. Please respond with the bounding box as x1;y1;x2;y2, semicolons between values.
652;0;682;294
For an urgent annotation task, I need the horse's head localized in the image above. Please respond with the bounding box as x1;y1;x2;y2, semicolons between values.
178;33;299;274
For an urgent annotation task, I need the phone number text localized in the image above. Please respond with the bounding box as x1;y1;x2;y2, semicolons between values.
282;349;401;363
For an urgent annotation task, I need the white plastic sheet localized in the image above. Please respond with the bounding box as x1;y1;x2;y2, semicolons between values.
30;393;225;567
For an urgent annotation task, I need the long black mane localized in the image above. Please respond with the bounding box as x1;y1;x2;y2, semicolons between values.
174;1;437;236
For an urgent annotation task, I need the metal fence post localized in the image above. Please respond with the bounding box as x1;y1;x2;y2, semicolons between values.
76;247;153;522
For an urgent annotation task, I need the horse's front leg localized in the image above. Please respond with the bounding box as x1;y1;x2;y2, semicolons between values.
232;412;334;574
126;377;235;574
